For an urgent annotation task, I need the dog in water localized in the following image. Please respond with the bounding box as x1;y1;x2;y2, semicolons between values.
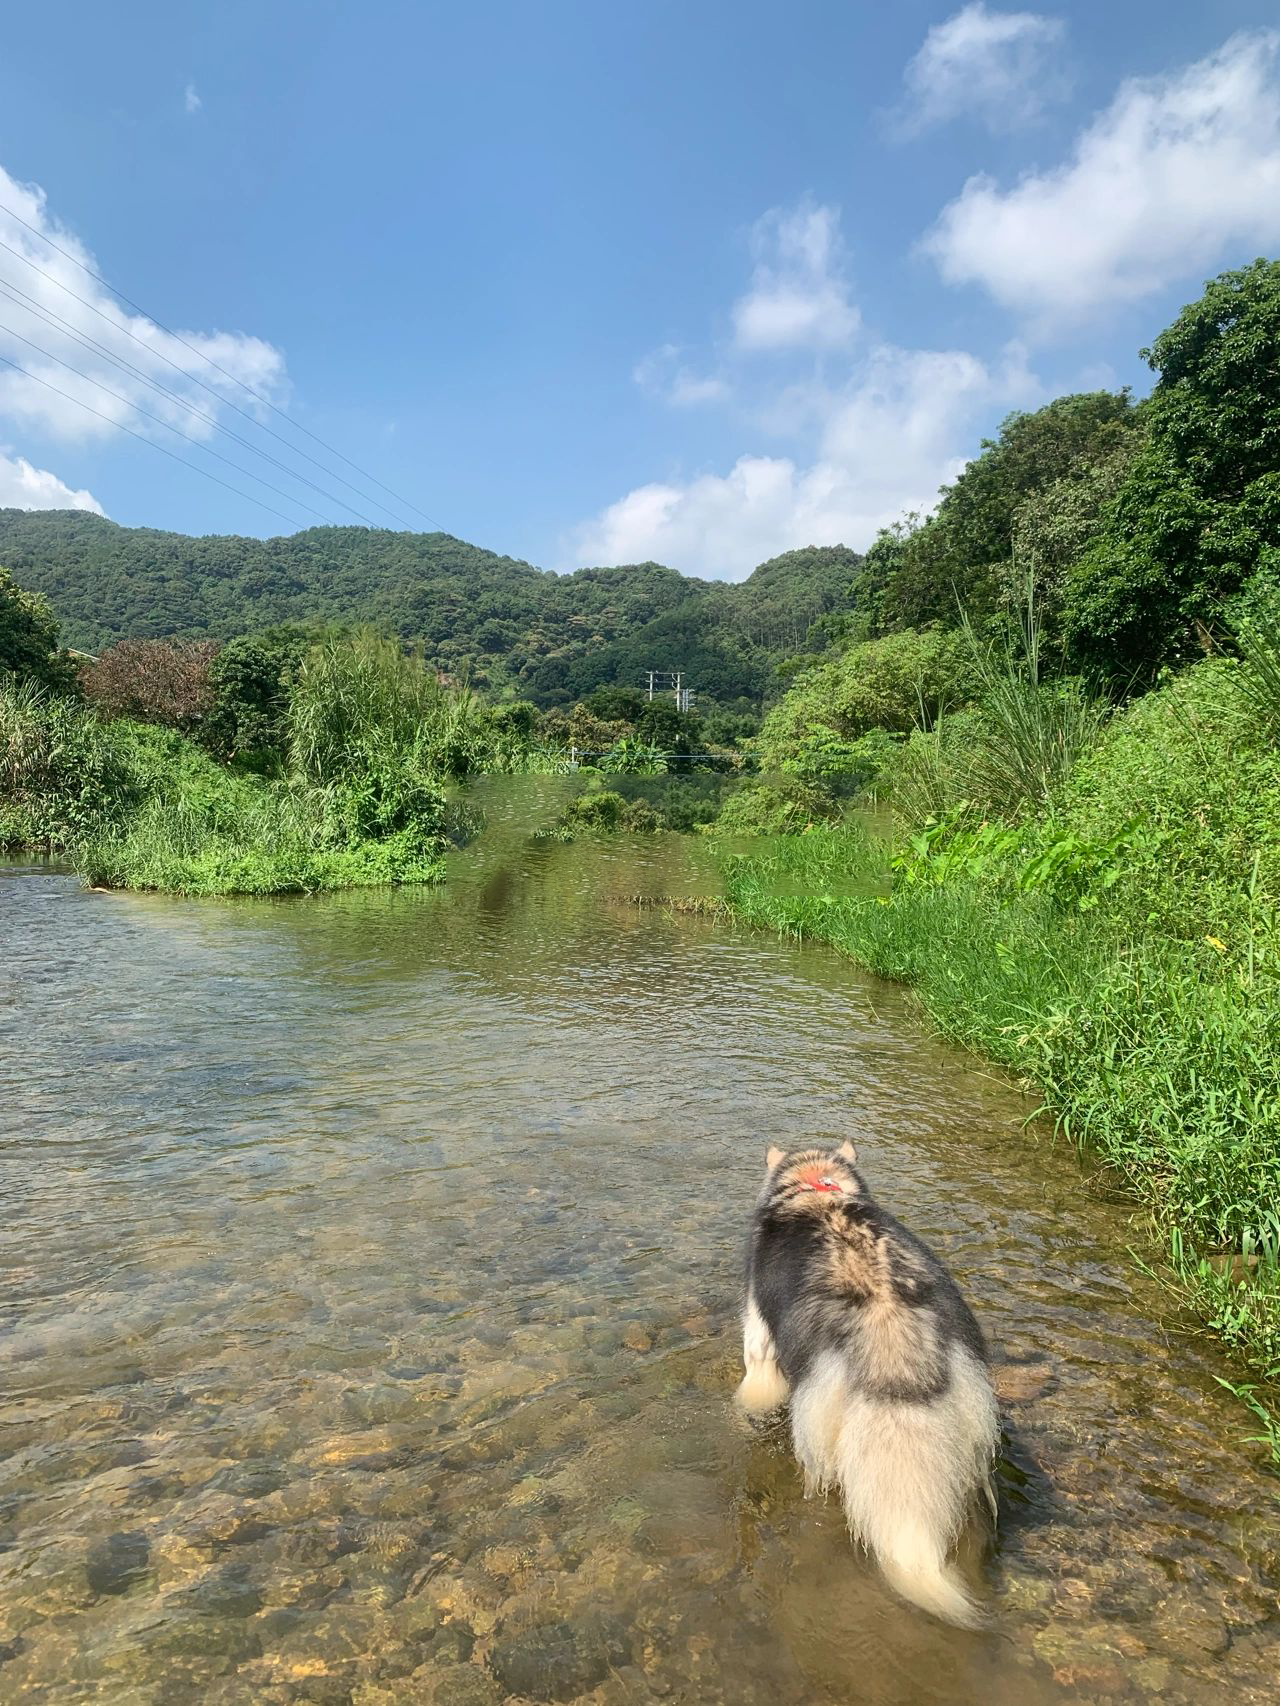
737;1140;999;1628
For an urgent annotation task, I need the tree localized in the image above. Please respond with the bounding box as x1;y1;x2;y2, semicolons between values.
204;627;315;764
583;685;647;723
755;626;978;786
634;699;702;757
1064;260;1280;679
80;639;218;729
0;566;76;691
868;393;1140;635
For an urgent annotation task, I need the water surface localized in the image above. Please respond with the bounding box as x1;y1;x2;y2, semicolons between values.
2;783;1278;1704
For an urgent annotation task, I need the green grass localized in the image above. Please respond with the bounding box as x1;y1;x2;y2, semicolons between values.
724;834;1280;1238
1;661;452;896
78;774;446;897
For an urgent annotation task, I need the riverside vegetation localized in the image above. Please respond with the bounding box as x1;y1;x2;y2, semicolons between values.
0;615;560;895
718;260;1280;1461
3;260;1280;1456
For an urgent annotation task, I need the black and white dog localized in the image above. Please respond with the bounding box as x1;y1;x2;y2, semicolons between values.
738;1141;998;1627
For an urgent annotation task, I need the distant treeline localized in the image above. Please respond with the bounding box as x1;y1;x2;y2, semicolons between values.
0;512;859;709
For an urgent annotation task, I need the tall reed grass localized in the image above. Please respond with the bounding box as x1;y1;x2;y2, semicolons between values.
891;591;1109;829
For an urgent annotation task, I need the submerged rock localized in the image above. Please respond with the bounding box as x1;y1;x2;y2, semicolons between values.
85;1528;151;1597
488;1612;631;1701
353;1664;502;1705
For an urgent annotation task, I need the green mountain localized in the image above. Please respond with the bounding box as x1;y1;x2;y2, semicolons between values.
0;510;858;706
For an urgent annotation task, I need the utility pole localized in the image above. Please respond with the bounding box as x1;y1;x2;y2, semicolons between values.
641;668;691;706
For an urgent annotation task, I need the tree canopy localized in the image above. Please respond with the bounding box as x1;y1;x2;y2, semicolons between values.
1062;258;1280;678
0;515;859;709
0;565;76;691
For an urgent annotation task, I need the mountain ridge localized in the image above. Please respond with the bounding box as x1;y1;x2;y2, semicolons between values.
0;509;858;706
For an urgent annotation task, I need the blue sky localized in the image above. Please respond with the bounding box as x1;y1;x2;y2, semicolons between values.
1;1;1279;579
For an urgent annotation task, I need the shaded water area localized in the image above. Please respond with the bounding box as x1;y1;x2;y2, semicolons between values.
2;777;1278;1705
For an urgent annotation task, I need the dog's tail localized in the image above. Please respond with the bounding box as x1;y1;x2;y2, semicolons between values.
876;1534;986;1630
833;1356;998;1629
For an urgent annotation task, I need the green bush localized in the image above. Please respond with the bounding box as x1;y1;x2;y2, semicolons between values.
756;627;977;789
1;657;451;896
714;776;840;836
80;773;445;896
1056;660;1280;940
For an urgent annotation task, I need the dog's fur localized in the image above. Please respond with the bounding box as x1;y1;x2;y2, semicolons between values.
737;1141;998;1628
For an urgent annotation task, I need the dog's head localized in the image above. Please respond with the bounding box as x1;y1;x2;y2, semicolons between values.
761;1140;865;1205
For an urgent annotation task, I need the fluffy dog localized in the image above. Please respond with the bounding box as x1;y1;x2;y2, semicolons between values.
738;1140;998;1627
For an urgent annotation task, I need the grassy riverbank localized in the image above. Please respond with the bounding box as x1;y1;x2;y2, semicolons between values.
719;656;1280;1459
0;632;559;896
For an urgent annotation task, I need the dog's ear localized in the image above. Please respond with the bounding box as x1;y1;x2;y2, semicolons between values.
765;1145;785;1172
837;1139;858;1162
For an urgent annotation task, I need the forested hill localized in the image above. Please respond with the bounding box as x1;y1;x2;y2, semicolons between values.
0;510;857;706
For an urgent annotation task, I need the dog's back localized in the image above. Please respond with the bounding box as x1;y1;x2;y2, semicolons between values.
738;1142;998;1628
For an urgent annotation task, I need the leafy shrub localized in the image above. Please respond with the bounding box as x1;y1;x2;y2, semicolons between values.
0;678;161;850
597;737;664;775
1057;659;1280;941
80;639;219;731
0;566;77;693
1;657;451;895
756;627;977;789
561;789;627;831
203;627;314;767
714;777;839;836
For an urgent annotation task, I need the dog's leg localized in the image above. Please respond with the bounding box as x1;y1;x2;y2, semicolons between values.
736;1293;789;1414
790;1351;847;1495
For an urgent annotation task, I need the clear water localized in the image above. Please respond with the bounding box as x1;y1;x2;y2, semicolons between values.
2;781;1278;1704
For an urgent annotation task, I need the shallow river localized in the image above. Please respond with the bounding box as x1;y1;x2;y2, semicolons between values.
2;780;1278;1705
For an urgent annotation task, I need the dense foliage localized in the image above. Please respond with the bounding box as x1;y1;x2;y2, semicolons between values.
0;565;76;692
849;260;1280;686
1;629;562;895
1063;260;1280;679
0;513;858;708
854;391;1144;642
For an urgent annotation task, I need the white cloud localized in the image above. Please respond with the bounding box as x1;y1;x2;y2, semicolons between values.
897;4;1067;135
633;343;728;407
925;29;1280;323
732;201;860;351
574;341;1037;579
0;450;103;513
573;192;1043;580
184;83;203;116
0;163;285;446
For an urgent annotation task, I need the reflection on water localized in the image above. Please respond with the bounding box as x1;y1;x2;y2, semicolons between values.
1;780;1277;1704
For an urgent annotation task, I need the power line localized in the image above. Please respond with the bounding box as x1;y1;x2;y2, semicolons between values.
0;222;432;531
0;316;340;525
0;199;446;530
0;352;311;529
0;274;383;527
0;197;445;528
